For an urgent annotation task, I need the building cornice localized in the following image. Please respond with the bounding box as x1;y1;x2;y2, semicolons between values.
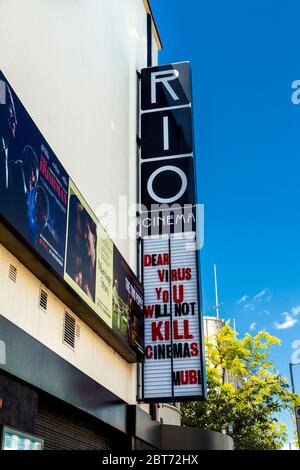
143;0;163;50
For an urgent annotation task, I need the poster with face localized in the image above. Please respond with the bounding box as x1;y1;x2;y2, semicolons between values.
0;71;69;276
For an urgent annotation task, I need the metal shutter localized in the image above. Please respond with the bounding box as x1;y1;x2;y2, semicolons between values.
36;403;112;450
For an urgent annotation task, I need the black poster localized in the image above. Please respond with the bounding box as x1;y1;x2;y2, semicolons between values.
141;62;192;111
141;107;193;160
0;71;69;276
141;156;195;210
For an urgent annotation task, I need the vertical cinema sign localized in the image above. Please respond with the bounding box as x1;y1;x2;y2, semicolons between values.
140;63;195;213
140;62;206;401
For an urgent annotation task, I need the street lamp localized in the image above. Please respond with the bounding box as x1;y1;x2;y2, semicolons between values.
289;363;300;450
289;362;300;394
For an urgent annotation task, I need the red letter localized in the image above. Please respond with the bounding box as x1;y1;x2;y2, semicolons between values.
180;371;189;385
152;322;164;341
145;345;153;359
144;255;152;266
183;320;194;339
155;287;162;300
162;290;169;302
173;285;184;304
173;320;183;340
189;370;198;384
190;342;199;357
165;321;170;341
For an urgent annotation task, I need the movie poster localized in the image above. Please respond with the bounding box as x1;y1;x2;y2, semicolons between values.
97;223;113;328
64;181;98;310
0;71;69;276
112;246;144;352
64;180;144;348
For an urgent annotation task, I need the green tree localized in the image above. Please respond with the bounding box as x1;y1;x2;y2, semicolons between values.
181;323;299;450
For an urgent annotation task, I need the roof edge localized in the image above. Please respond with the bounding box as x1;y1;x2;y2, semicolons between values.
143;0;163;51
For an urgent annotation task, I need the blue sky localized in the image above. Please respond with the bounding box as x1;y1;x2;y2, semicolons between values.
151;0;300;444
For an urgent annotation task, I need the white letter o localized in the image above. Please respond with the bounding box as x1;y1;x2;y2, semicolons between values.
147;165;187;204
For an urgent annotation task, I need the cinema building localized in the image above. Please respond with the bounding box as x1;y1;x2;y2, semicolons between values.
0;0;232;450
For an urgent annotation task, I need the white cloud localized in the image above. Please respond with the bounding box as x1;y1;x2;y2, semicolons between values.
274;313;298;330
237;289;272;313
244;303;255;312
291;339;300;364
291;305;300;316
254;288;270;303
237;294;249;304
258;309;270;316
250;322;256;331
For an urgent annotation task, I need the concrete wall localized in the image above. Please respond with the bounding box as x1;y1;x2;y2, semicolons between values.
203;316;225;339
158;404;181;426
0;0;158;269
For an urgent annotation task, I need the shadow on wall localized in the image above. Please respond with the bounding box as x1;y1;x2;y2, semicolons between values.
161;424;234;451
